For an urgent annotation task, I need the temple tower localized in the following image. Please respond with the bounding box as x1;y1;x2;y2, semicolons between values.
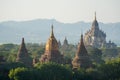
40;25;64;64
58;40;61;48
84;12;106;48
72;34;91;69
63;37;69;46
16;38;32;66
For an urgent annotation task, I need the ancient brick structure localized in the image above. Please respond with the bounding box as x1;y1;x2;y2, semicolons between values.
16;38;32;66
72;34;91;69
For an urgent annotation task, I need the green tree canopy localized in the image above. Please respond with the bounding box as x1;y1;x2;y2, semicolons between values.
35;62;72;80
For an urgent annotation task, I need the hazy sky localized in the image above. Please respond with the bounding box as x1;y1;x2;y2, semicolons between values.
0;0;120;23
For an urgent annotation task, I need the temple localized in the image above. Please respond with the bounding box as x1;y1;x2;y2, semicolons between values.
63;37;69;46
58;40;61;48
72;34;91;69
16;38;32;66
40;25;64;64
84;12;116;48
106;40;117;48
62;37;69;49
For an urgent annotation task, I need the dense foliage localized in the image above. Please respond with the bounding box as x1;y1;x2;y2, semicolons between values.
0;62;26;80
0;58;120;80
101;48;118;60
0;44;120;80
0;43;119;63
8;62;72;80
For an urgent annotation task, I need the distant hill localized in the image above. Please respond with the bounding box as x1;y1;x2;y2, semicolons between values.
0;19;120;46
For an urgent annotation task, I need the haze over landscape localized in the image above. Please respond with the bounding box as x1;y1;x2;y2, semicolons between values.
0;0;120;45
0;19;120;46
0;0;120;23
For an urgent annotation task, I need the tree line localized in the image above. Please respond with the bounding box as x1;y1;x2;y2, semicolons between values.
0;59;120;80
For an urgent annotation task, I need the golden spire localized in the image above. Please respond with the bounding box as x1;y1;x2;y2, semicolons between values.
50;24;54;38
45;24;59;51
40;25;63;64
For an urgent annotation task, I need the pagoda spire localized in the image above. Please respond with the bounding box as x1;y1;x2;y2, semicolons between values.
16;38;32;66
40;25;64;64
80;34;83;46
91;12;99;30
95;12;96;20
21;37;25;46
72;34;91;69
19;37;27;54
22;37;24;42
63;36;69;46
77;34;87;56
50;24;54;38
16;37;27;57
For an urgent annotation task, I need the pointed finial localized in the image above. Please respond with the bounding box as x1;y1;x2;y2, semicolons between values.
80;34;83;43
22;37;24;43
51;24;54;37
95;12;96;20
81;34;83;39
80;29;83;41
52;24;53;31
81;28;83;35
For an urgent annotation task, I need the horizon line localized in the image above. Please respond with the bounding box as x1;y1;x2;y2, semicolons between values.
0;18;120;24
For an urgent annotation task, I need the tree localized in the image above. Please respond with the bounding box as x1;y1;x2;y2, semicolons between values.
98;58;120;80
9;67;33;80
8;62;72;80
0;62;26;80
73;68;100;80
102;48;118;60
35;62;72;80
0;44;18;62
87;47;104;64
